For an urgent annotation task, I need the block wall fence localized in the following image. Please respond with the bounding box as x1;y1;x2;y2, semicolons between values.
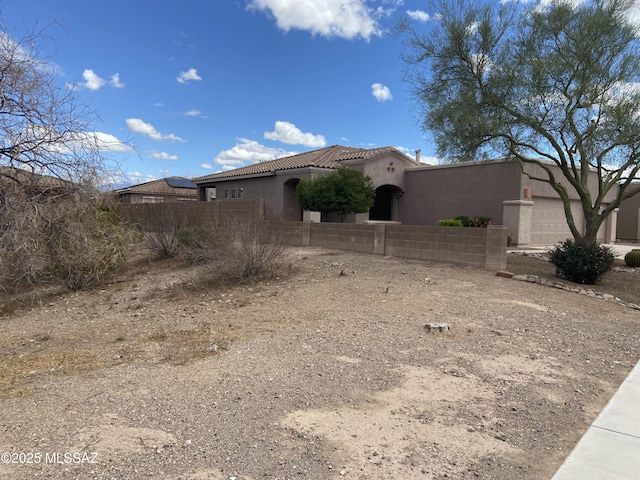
117;202;507;271
275;221;507;271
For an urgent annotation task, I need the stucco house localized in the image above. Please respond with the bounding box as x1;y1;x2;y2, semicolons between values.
116;177;197;204
193;145;620;246
194;145;419;222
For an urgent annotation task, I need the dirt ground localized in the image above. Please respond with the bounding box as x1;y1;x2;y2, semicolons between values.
0;247;639;480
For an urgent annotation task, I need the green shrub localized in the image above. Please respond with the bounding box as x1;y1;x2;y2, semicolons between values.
455;215;492;227
548;239;615;285
438;219;463;227
624;249;640;268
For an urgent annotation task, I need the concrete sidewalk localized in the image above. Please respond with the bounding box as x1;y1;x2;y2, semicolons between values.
552;360;640;479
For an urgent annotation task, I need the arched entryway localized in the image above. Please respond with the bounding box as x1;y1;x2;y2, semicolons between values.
282;178;302;221
369;184;403;221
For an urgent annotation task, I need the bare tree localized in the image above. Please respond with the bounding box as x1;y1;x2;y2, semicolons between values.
0;19;132;290
0;22;114;184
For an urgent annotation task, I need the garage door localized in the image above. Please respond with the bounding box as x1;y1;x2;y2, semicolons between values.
531;197;586;246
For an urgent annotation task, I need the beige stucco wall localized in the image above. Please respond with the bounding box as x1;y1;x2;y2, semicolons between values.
617;189;640;241
398;160;523;226
520;162;619;203
197;169;320;220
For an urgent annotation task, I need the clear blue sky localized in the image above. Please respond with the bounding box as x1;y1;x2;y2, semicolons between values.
1;0;439;187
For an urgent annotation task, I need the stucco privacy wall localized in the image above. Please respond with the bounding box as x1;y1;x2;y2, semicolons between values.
617;189;640;241
276;221;507;270
399;160;523;226
117;200;264;230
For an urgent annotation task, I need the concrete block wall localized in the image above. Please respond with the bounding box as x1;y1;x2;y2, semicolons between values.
385;225;506;270
275;222;507;270
309;223;376;254
270;221;306;246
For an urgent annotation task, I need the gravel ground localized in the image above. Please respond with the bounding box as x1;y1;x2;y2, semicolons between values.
0;247;639;480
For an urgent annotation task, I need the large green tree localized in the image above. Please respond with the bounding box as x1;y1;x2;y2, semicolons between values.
398;0;640;243
296;166;376;222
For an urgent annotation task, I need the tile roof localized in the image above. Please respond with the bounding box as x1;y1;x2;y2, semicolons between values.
0;166;75;191
117;177;197;196
194;145;400;183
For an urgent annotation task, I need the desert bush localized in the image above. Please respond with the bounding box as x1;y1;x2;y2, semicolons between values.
624;249;640;268
46;196;138;291
0;186;49;288
142;206;186;258
178;214;290;281
548;239;615;285
176;223;223;264
438;219;463;227
0;181;137;292
216;215;289;281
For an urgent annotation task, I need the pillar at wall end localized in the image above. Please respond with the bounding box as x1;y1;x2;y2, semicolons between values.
502;200;534;247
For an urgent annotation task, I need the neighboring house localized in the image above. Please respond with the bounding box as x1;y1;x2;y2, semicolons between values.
0;166;76;197
193;145;620;246
116;177;197;204
194;145;419;222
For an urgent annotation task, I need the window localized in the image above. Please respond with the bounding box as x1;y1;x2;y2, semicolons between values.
224;189;229;199
238;188;243;199
231;189;236;199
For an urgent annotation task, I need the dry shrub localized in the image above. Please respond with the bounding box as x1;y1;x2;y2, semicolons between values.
46;199;136;290
217;215;289;281
176;222;222;264
0;182;137;292
0;186;49;289
177;214;290;282
142;206;185;258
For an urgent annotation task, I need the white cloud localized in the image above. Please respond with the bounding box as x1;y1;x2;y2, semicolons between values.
247;0;383;40
126;171;157;183
91;132;134;152
110;73;125;88
184;109;205;117
371;83;393;102
201;163;214;170
157;169;171;176
406;10;430;22
59;131;133;154
213;138;297;168
150;151;179;160
264;121;326;147
75;69;125;90
126;118;186;142
82;69;106;90
177;68;202;84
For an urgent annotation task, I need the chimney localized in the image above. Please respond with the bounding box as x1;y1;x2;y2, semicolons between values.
415;149;421;164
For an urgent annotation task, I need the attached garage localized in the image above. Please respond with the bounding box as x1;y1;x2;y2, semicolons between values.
530;197;612;245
